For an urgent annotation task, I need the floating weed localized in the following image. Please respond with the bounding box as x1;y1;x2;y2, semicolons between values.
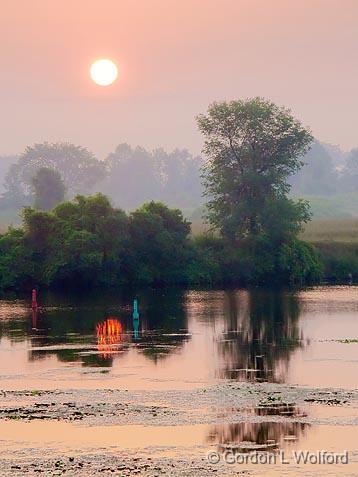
319;339;358;343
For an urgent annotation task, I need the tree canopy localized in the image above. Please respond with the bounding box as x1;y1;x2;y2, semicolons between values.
197;97;313;241
127;201;191;283
0;194;196;290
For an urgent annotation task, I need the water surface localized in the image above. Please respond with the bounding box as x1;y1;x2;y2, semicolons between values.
0;286;357;391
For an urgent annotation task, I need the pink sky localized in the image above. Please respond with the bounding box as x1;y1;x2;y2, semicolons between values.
1;0;358;157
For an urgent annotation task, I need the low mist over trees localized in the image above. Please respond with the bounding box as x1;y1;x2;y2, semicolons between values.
32;168;66;211
289;141;338;196
341;148;358;192
2;142;105;208
0;98;357;291
103;144;160;208
0;155;17;193
1;136;358;223
0;143;203;219
101;143;202;210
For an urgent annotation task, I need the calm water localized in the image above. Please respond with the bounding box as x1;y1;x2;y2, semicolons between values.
0;286;357;391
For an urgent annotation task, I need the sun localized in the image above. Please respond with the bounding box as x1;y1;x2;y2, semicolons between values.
90;59;118;86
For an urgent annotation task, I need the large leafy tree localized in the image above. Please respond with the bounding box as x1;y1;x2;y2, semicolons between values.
197;97;313;241
3;142;105;205
32;167;66;211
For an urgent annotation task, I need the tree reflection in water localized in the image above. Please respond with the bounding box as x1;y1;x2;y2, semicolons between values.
0;288;190;367
207;421;309;449
217;289;304;383
0;288;304;380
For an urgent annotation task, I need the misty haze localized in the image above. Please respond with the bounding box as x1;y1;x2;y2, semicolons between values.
0;2;357;477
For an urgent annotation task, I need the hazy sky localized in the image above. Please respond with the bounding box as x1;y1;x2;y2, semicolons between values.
1;0;358;158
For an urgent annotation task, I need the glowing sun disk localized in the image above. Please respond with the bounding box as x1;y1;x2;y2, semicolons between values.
90;59;118;86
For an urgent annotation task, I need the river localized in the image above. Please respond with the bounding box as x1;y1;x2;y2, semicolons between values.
0;286;357;476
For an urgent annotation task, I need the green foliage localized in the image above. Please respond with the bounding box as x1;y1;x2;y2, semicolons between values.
0;195;194;290
186;232;323;286
314;242;358;282
0;190;350;291
0;192;347;290
127;201;191;284
197;97;313;240
32;167;66;211
182;98;328;285
278;239;323;285
0;194;129;289
0;228;34;289
259;197;311;245
186;234;222;284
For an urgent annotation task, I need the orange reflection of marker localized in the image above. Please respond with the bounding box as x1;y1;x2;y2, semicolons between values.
96;318;122;358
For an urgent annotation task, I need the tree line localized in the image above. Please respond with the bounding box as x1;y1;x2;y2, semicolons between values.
0;143;203;215
289;141;358;197
0;97;329;291
0;192;322;291
1;133;358;220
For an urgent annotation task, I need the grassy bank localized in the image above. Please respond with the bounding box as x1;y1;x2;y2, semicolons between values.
299;192;358;218
190;217;358;282
191;216;358;243
299;219;358;280
300;218;358;243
